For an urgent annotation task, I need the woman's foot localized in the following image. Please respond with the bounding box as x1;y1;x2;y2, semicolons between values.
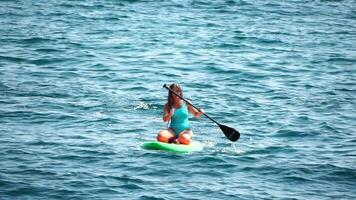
169;137;179;144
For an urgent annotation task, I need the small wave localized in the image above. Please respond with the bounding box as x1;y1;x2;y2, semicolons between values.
8;168;57;177
90;188;121;194
326;57;356;63
12;90;70;98
319;122;338;133
217;42;248;49
107;174;146;184
26;140;61;146
274;129;318;138
282;174;315;183
193;154;225;164
4;149;32;155
49;154;102;161
21;37;55;44
138;195;165;200
308;163;356;184
233;35;285;45
0;55;28;63
118;183;144;190
34;48;64;53
29;58;75;65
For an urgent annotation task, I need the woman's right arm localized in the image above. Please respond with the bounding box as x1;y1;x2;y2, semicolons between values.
163;104;174;122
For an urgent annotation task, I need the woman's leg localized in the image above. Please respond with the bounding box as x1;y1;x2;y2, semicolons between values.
157;128;176;143
178;129;193;145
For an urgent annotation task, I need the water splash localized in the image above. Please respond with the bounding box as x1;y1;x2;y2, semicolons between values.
231;142;244;155
134;102;150;110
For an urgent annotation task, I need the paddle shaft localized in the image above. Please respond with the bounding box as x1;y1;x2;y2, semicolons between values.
163;84;220;126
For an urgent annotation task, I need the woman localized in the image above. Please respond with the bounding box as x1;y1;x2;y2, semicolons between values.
157;83;205;145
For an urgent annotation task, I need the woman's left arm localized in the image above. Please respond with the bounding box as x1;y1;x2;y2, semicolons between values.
187;101;205;118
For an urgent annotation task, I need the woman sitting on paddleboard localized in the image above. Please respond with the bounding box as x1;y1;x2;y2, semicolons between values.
157;83;205;145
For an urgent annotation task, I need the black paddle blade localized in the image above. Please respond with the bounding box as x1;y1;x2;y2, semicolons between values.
219;124;240;142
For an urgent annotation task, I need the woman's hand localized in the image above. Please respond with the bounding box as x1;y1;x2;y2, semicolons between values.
187;101;205;118
197;108;205;117
163;104;175;122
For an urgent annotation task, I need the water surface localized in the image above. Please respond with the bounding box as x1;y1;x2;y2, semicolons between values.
1;0;355;199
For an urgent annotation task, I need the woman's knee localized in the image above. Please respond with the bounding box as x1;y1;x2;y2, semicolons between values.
157;130;174;143
178;132;192;145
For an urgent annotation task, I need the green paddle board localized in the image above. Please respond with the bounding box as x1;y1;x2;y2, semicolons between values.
142;141;203;153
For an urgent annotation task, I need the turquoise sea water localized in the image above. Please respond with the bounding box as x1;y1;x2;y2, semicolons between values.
1;0;355;199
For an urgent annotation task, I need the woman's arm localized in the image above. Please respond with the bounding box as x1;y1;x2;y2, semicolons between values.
163;104;174;122
187;101;205;118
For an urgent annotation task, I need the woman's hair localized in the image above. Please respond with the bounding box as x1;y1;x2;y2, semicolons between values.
167;83;183;110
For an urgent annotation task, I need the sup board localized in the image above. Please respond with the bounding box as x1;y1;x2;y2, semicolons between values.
142;141;203;153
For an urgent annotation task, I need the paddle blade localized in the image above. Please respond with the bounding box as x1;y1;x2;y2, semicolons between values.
219;124;240;142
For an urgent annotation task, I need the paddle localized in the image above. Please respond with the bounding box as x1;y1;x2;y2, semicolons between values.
163;84;240;142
